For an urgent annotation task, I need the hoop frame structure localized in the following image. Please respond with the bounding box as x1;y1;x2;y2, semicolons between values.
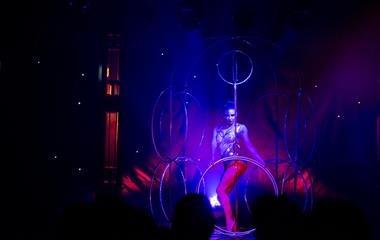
196;155;278;236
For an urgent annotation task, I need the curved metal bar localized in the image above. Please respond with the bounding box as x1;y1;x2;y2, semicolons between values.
151;88;172;162
280;161;295;194
158;157;206;222
152;90;205;162
159;162;172;221
214;225;255;237
159;161;187;222
181;157;207;195
243;171;253;216
280;162;310;211
216;50;253;85
149;160;166;221
283;90;316;164
196;156;278;235
243;158;290;216
174;91;206;158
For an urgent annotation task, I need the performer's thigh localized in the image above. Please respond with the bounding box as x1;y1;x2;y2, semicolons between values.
219;162;247;192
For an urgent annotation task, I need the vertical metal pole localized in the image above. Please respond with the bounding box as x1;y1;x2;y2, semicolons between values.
233;52;239;230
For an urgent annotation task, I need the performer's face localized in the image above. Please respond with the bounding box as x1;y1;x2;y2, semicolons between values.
224;108;236;125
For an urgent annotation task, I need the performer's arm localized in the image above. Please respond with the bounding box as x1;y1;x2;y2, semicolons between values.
241;125;265;166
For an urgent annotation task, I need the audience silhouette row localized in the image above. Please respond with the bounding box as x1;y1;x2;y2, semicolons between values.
57;191;370;240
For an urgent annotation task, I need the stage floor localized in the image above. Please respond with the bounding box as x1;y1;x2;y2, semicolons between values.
210;231;255;240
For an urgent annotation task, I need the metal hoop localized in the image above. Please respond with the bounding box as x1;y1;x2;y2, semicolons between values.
151;88;174;162
149;160;166;221
216;50;253;85
280;162;314;211
159;161;187;221
150;157;206;222
242;158;288;216
196;156;278;236
151;90;205;163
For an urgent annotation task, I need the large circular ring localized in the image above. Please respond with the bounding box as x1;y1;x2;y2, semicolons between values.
196;156;278;236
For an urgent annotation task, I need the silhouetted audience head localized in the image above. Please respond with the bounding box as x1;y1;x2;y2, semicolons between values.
58;193;156;240
156;225;174;240
307;198;370;240
171;193;215;240
251;194;303;240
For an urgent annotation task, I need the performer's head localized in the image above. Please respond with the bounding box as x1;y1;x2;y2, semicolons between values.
223;101;236;125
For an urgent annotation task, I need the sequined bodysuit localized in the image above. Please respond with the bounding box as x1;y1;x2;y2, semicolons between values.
216;123;243;167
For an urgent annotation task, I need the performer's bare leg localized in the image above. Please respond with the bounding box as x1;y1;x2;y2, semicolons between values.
216;161;247;231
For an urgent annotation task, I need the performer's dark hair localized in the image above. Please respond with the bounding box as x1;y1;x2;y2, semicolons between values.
223;100;235;111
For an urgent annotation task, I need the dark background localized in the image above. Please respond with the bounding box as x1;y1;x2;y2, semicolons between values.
2;0;379;239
